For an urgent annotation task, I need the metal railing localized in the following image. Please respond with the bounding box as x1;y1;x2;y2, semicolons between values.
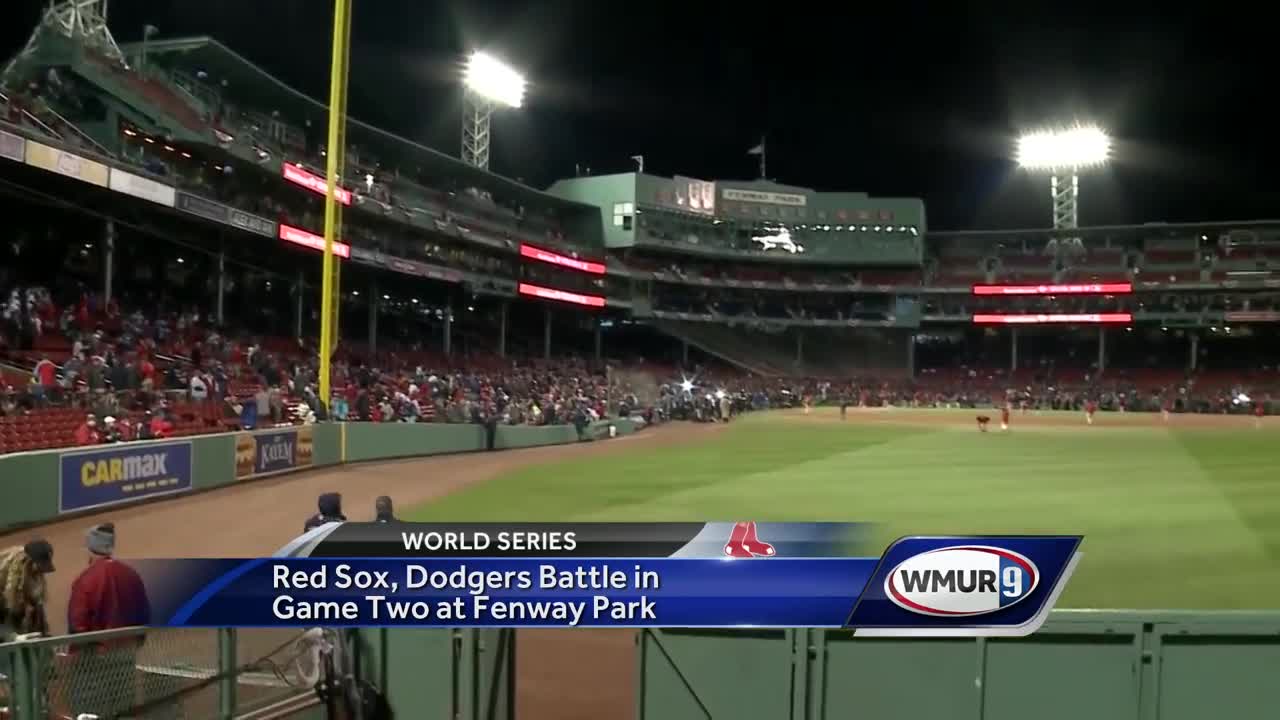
0;626;319;720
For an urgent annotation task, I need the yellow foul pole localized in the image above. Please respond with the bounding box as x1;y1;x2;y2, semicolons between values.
319;0;352;405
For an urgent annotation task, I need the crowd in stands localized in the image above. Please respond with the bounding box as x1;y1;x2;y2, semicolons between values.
3;276;1276;456
0;275;640;453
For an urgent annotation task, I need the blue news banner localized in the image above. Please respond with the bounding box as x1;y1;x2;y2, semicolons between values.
136;524;1082;635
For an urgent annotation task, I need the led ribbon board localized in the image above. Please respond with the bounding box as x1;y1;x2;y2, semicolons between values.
279;223;351;258
972;283;1131;296
972;313;1132;324
519;244;606;274
282;164;352;205
518;282;606;308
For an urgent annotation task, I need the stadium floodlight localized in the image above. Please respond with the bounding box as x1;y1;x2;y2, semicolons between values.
1015;126;1111;231
461;51;526;170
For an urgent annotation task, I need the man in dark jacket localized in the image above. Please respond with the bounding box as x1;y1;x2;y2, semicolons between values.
374;496;397;523
304;493;347;532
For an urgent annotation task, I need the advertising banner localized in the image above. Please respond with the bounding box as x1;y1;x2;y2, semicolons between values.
229;208;276;237
282;163;352;205
176;191;275;237
0;129;24;162
235;427;314;480
26;141;109;187
175;191;230;224
519;244;606;274
59;441;193;513
109;168;176;207
279;223;351;258
722;187;807;207
517;282;606;308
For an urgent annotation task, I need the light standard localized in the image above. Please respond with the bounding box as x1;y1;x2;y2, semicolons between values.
1015;126;1111;231
461;51;526;171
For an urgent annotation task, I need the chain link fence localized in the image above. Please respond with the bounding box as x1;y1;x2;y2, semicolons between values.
1;626;317;720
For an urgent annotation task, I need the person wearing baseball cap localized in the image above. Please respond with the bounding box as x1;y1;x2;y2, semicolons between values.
0;538;54;641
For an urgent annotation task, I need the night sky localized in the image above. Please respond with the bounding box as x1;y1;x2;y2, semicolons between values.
3;2;1275;230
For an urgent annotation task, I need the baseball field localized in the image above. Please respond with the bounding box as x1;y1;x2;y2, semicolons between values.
410;408;1280;610
9;408;1277;719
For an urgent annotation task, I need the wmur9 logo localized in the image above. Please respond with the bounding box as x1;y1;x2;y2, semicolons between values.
883;546;1039;617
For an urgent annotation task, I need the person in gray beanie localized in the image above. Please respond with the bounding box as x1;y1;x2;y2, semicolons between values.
68;523;150;633
67;523;151;720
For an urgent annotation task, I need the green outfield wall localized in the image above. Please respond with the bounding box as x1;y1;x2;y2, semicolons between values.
0;419;636;532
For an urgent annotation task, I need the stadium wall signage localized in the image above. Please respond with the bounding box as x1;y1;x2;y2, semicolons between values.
278;223;352;258
59;441;194;513
0;129;24;162
349;247;462;283
721;188;807;206
972;313;1133;324
175;191;276;237
971;283;1131;296
518;282;606;308
283;162;352;205
235;427;314;481
109;168;176;207
25;140;108;187
519;243;606;274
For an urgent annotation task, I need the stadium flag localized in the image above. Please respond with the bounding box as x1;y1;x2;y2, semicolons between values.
631;155;644;172
747;137;766;178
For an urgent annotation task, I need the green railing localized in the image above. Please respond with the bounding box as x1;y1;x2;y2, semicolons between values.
1;626;514;720
0;626;320;720
637;610;1280;720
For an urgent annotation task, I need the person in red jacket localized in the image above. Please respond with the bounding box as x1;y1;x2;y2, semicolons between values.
73;415;100;446
67;523;151;719
68;523;150;633
149;411;174;439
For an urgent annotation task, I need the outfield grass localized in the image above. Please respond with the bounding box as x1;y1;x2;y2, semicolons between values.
406;409;1280;609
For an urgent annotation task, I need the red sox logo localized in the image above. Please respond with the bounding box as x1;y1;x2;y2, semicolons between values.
724;521;775;558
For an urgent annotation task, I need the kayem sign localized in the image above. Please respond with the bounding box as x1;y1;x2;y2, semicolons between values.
972;283;1131;296
279;223;351;258
517;282;606;308
519;244;606;274
282;163;352;205
972;313;1132;324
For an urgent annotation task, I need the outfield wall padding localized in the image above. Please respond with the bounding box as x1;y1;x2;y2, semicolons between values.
0;420;626;532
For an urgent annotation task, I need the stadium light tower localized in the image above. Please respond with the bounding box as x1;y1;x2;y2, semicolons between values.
461;51;526;171
1015;126;1111;230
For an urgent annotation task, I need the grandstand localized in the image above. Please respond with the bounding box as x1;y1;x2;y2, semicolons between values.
0;3;1278;458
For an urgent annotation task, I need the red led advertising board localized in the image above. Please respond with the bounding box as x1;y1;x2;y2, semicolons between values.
279;223;351;258
517;282;606;308
972;313;1132;324
519;244;606;275
282;163;352;205
972;283;1132;296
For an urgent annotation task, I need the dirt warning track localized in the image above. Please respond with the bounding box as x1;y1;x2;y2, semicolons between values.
0;422;722;720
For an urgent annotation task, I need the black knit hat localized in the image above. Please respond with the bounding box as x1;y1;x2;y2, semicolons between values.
24;539;55;573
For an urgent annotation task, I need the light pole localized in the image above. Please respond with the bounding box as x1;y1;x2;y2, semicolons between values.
1015;126;1111;231
461;51;526;171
